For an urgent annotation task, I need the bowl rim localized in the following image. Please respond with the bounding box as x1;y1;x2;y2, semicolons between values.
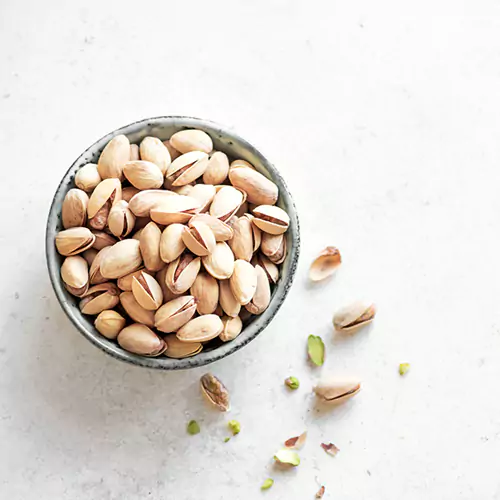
46;116;300;370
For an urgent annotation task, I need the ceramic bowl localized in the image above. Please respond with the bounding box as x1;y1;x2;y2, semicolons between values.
46;116;300;370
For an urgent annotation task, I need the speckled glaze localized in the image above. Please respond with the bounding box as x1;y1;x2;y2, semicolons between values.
46;117;300;370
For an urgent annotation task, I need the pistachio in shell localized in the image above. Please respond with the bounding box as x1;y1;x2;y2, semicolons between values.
128;189;178;217
91;230;117;251
107;200;135;238
182;221;216;257
140;136;171;175
97;134;130;180
150;195;200;225
117;267;153;291
123;160;164;190
190;272;219;314
122;186;141;203
252;253;279;284
229;165;278;205
100;239;142;279
309;247;341;282
94;310;126;339
165;253;201;294
155;295;197;333
166;151;209;186
117;323;167;356
210;186;246;222
119;291;155;327
200;373;230;411
203;151;229;185
75;163;102;192
129;143;140;161
132;271;163;310
55;227;96;256
189;214;233;242
159;223;186;264
188;183;216;213
87;178;122;230
60;255;89;297
229;260;257;306
218;279;241;317
333;301;376;332
170;129;213;154
62;188;89;229
139;221;164;272
252;205;290;235
176;314;223;343
89;246;111;285
202;241;235;280
79;283;120;315
164;334;203;358
220;315;243;342
314;378;362;403
228;215;259;261
261;232;286;264
244;265;270;315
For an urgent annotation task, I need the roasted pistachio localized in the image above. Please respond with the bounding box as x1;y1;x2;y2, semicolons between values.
79;283;120;315
61;255;89;296
140;136;171;175
97;134;130;179
309;246;341;282
91;230;117;250
176;314;223;343
165;253;201;294
123;160;164;190
75;163;101;192
190;272;219;314
229;165;278;205
202;241;235;280
160;223;186;263
128;189;177;217
188;183;216;213
189;214;233;242
244;265;270;314
218;279;241;317
117;268;153;291
89;246;111;285
132;271;163;310
228;215;259;261
150;195;200;225
230;159;255;170
94;310;126;339
164;334;203;358
252;205;290;235
252;253;279;284
166;151;209;186
210;186;246;222
62;189;89;229
155;295;197;333
182;221;216;257
314;378;362;403
119;291;155;327
55;227;96;256
220;315;243;342
333;301;376;331
100;239;142;279
107;200;135;238
261;232;286;264
87;178;122;230
170;129;213;154
139;222;164;272
129;143;140;161
230;260;257;306
203;151;229;185
200;373;230;411
117;323;167;356
121;186;141;203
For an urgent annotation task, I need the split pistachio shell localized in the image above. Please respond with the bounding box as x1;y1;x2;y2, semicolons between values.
218;279;241;317
89;246;111;285
164;334;203;358
166;254;201;294
162;140;181;161
182;221;216;257
210;186;246;222
220;315;243;342
252;205;290;235
97;134;130;179
314;378;362;403
230;260;257;306
229;166;278;205
166;151;209;186
202;241;235;280
228;215;259;261
132;271;163;310
177;314;223;342
107;200;135;238
123;161;164;190
62;189;89;229
55;227;96;256
245;265;270;314
117;268;153;291
189;214;233;242
82;248;98;267
160;223;186;263
75;163;102;192
190;272;219;314
200;373;230;411
117;323;167;356
80;283;120;315
128;189;178;217
91;230;117;251
140;136;171;175
261;232;286;264
129;143;140;161
122;186;141;203
139;222;163;272
100;239;143;279
119;291;155;327
155;295;197;333
170;129;213;154
61;256;89;296
203;151;229;185
333;301;376;331
189;184;216;212
252;253;279;284
95;310;126;339
150;195;200;225
309;247;341;282
87;178;122;230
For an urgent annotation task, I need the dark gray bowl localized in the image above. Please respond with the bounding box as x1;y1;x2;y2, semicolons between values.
46;116;300;370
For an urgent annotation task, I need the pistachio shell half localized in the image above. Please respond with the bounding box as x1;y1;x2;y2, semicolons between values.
87;178;122;230
314;378;362;403
55;227;96;256
140;136;171;175
62;189;89;229
189;214;233;242
218;279;241;317
139;222;164;272
200;373;230;411
252;205;290;235
210;186;246;222
166;151;209;186
123;161;164;190
177;314;223;343
80;283;120;315
229;166;278;205
202;241;235;280
165;254;201;294
170;129;213;154
160;223;186;263
203;151;229;185
75;163;102;192
107;200;135;238
61;255;89;296
97;134;130;180
245;265;271;314
119;291;155;327
95;310;126;339
100;239;142;279
220;315;243;342
181;221;216;257
230;260;257;306
155;295;197;333
117;323;167;356
132;271;163;310
333;301;376;331
128;189;178;217
309;246;341;282
190;272;219;314
150;195;201;225
164;334;203;358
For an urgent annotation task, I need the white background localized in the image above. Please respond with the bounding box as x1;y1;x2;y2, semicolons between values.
1;0;499;499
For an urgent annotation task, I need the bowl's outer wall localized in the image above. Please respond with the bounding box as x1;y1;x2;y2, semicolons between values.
46;117;300;370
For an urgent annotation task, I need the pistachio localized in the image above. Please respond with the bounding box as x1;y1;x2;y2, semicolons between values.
128;189;177;217
166;151;209;187
75;163;102;192
228;420;241;435
274;449;300;467
261;479;274;491
140;136;171;175
309;246;341;282
176;314;223;343
119;291;155;327
91;230;117;250
230;159;255;170
171;184;194;196
164;334;203;358
139;222;164;272
132;271;163;310
87;178;122;230
123;160;164;190
79;283;120;315
210;186;246;222
307;335;325;366
200;373;230;411
61;256;89;296
189;214;233;242
100;239;142;279
252;253;279;284
252;205;290;235
160;223;186;263
187;420;201;435
261;232;286;264
129;143;140;161
94;310;126;339
82;248;98;267
228;215;259;261
190;272;219;314
202;241;235;280
162;139;181;161
165;253;201;294
203;151;229;185
150;195;201;225
230;260;257;306
314;378;362;403
333;301;376;331
218;279;241;317
170;129;213;154
117;323;167;356
155;295;197;333
97;134;130;179
121;186;141;203
107;200;135;238
284;376;300;391
55;227;96;256
220;315;242;342
399;363;410;376
188;183;216;212
117;268;153;291
229;166;278;205
62;189;89;229
245;265;270;314
89;246;111;285
182;221;216;257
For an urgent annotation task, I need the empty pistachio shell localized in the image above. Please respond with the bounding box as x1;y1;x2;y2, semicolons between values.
166;151;209;186
117;323;167;356
189;214;233;242
160;223;186;263
80;283;120;315
333;301;376;331
220;315;243;342
200;373;230;411
87;178;122;230
218;279;241;317
119;291;155;327
128;189;177;217
177;314;223;342
309;247;341;282
182;221;216;257
314;378;362;403
107;200;135;238
202;241;235;280
162;139;181;161
210;186;246;222
100;239;142;279
91;230;117;251
132;271;163;310
203;151;229;185
129;143;140;161
164;334;203;358
55;227;96;256
170;129;213;154
190;272;219;314
82;248;98;267
252;253;279;284
166;254;201;294
261;232;286;264
139;222;164;272
228;215;259;261
150;195;200;225
75;163;102;192
189;183;216;212
155;295;197;333
62;189;89;229
89;246;111;285
140;136;171;175
116;268;153;291
245;265;271;314
97;134;130;179
122;186;141;203
230;260;257;306
229;166;278;205
252;205;290;235
61;256;89;296
123;161;164;190
94;310;126;339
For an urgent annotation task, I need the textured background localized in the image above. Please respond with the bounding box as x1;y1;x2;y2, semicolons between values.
1;0;500;499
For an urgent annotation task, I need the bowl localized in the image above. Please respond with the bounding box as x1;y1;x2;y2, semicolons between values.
46;116;300;370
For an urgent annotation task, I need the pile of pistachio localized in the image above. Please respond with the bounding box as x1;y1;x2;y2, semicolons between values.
54;129;290;358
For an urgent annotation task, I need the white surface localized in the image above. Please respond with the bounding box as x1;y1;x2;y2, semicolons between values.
1;0;499;498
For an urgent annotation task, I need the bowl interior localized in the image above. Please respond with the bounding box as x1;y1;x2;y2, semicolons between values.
46;116;300;370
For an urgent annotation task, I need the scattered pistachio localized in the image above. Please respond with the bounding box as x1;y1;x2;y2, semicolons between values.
187;420;200;435
316;486;325;498
224;437;231;443
309;246;341;282
314;378;361;403
274;449;300;466
284;376;300;390
321;442;339;456
228;420;241;435
307;335;325;366
284;431;307;449
261;479;274;491
200;373;231;412
399;363;410;376
333;301;376;332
